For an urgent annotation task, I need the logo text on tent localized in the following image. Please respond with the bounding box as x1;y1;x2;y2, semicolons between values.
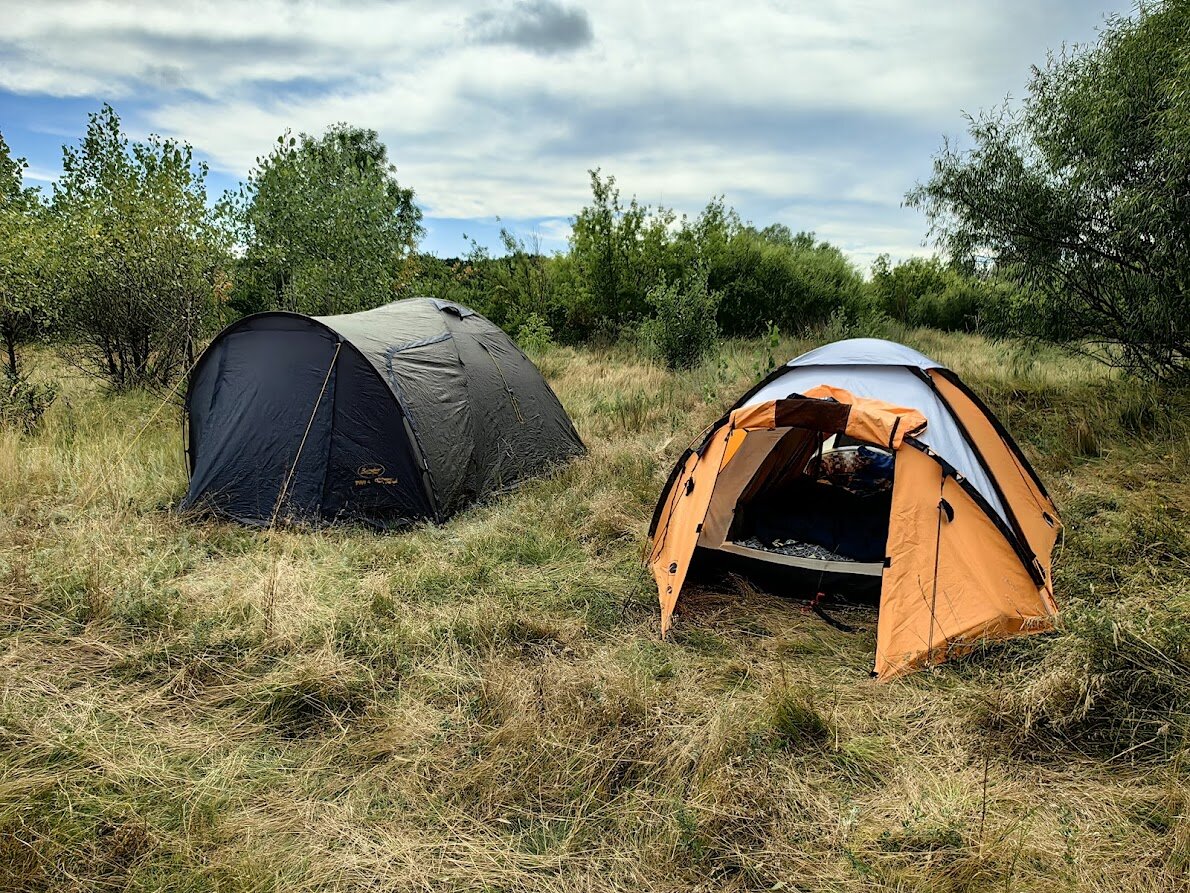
356;464;398;486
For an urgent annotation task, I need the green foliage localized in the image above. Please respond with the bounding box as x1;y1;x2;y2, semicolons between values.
569;185;868;340
515;312;555;354
870;254;1007;332
407;253;473;306
225;124;423;316
713;226;868;336
815;303;893;343
641;269;721;370
51;105;228;389
491;228;561;333
565;169;675;338
0;132;57;379
463;227;563;333
0;368;56;432
408;174;867;347
909;0;1190;378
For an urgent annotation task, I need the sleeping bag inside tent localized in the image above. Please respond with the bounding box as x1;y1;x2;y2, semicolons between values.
182;298;585;528
648;338;1061;679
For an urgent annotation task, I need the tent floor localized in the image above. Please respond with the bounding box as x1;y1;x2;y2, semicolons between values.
725;537;884;577
691;545;883;605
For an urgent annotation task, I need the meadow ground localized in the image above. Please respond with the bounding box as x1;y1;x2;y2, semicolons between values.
0;329;1187;892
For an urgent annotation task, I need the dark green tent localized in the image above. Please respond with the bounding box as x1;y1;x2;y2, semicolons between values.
182;298;584;527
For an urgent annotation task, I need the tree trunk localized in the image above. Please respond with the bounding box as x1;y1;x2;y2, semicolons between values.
4;327;17;379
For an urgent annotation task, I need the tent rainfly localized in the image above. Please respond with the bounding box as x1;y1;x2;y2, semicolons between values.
648;338;1061;679
182;298;585;527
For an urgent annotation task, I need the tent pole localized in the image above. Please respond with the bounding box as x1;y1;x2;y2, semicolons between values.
269;341;342;528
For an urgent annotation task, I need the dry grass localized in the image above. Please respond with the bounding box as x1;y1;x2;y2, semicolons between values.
0;330;1186;891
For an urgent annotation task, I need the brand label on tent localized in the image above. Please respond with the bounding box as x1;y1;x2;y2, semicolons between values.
356;464;398;486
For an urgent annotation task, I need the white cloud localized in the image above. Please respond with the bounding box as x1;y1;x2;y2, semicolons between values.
0;0;1128;262
21;166;62;183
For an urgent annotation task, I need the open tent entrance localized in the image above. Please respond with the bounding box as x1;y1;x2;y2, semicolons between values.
695;425;895;602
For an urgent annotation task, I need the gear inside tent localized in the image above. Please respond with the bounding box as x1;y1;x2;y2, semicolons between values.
182;298;585;528
648;338;1061;678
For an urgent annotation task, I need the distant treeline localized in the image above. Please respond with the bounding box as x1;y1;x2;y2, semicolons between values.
1;0;1187;423
0;106;1009;406
411;173;1011;357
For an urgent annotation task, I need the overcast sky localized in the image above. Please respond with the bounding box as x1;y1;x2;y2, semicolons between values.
0;0;1133;267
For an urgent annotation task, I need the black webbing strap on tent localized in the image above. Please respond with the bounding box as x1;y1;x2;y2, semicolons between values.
804;590;859;633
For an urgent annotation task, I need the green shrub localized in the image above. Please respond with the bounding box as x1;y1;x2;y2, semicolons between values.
516;312;555;354
869;254;1009;333
0;369;56;432
815;303;894;342
714;229;869;336
407;177;872;347
642;270;721;370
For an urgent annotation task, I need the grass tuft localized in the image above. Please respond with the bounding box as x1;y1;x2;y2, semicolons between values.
241;653;377;737
768;686;833;749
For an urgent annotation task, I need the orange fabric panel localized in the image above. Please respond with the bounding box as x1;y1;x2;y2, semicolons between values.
721;429;747;469
650;424;734;634
801;384;927;448
650;400;791;634
649;450;695;567
928;371;1060;605
728;402;778;430
877;447;1056;679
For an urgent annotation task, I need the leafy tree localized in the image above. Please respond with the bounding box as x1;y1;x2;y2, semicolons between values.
0;133;59;429
566;170;673;337
870;254;932;323
226;124;423;316
909;0;1190;378
0;132;56;379
51;106;228;389
669;196;740;281
755;223;816;252
408;253;474;308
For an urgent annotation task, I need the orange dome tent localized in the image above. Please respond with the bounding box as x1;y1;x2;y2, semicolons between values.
648;338;1060;679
